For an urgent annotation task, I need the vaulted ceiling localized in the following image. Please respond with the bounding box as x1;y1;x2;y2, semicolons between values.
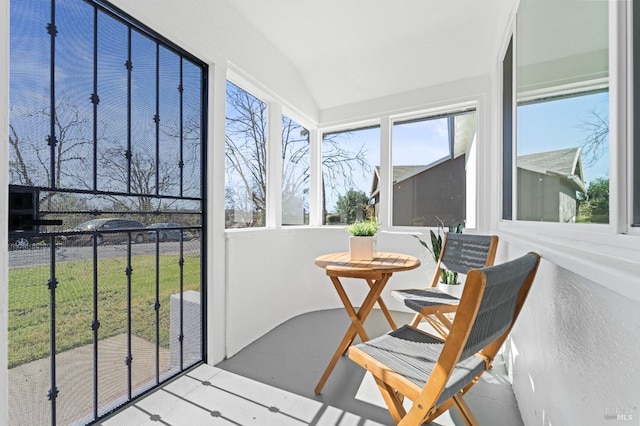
221;0;514;110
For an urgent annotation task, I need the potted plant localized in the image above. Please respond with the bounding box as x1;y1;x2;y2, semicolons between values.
346;220;380;260
412;219;464;293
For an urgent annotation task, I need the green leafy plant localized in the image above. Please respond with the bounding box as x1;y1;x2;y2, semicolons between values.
346;220;380;236
412;218;463;284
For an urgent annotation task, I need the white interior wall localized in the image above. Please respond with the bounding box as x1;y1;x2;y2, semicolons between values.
320;75;491;127
224;228;435;357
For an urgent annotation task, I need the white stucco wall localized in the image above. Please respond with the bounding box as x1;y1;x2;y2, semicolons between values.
499;240;640;426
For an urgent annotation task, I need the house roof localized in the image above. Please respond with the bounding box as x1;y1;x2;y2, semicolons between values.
517;147;587;193
370;158;450;198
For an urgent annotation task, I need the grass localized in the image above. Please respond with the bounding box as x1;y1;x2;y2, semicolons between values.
8;255;201;368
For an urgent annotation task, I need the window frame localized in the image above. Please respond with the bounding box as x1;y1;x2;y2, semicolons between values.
496;0;639;301
632;0;640;228
224;69;317;230
224;79;270;229
281;113;310;226
319;122;381;226
389;107;478;228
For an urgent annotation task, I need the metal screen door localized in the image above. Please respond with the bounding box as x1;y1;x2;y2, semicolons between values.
8;1;207;424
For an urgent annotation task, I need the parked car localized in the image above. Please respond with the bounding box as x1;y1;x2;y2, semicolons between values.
8;233;45;250
146;223;185;242
64;218;146;245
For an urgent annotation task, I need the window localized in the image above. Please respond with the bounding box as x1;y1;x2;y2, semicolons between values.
391;111;476;227
512;0;609;224
322;126;379;225
225;81;268;228
282;115;310;225
517;92;609;223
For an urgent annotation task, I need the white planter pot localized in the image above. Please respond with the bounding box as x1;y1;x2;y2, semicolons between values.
349;236;376;260
437;282;464;299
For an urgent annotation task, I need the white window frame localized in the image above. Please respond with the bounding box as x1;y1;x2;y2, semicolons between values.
496;0;639;302
386;101;480;231
225;68;317;230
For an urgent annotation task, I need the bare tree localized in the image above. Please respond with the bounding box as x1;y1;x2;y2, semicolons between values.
225;83;268;225
225;82;370;226
580;109;608;167
10;94;186;221
321;135;371;221
9;95;93;192
160;114;203;198
99;147;178;217
8;123;35;187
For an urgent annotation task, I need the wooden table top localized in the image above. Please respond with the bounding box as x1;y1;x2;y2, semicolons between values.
315;252;420;277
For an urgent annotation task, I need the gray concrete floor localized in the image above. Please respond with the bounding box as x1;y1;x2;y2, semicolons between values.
99;309;524;425
9;334;170;426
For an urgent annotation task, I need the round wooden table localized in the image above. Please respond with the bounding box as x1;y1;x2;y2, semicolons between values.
313;251;420;394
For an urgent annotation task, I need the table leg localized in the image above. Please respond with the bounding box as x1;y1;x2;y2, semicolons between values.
341;275;392;352
366;277;397;330
314;274;391;394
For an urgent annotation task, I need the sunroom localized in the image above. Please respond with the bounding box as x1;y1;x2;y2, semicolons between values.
1;0;639;425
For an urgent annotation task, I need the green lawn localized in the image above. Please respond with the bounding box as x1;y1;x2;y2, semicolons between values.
8;255;201;368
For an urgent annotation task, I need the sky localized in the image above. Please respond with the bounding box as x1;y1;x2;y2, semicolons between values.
517;91;610;186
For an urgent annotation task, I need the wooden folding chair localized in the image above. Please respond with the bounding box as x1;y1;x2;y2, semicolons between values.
349;252;540;426
391;233;498;337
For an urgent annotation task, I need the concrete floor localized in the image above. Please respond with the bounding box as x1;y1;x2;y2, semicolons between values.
99;309;524;425
9;334;171;426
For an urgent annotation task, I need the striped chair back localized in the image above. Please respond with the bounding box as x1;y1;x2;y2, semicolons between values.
439;233;497;275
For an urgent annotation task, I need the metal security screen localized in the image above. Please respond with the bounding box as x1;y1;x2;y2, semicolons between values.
8;1;207;424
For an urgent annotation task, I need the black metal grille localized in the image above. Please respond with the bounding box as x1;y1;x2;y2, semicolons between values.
8;0;207;424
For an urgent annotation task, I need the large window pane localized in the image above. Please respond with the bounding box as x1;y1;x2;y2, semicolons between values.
516;0;609;224
391;112;475;227
322;127;379;225
282;115;309;225
225;81;268;228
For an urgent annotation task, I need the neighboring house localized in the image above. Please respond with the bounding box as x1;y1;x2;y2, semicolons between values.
370;155;466;227
370;112;475;227
516;147;587;223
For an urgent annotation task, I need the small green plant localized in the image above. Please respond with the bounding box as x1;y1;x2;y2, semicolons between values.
412;218;463;284
346;220;380;237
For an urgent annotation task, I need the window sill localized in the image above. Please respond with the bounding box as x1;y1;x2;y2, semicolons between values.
497;221;640;302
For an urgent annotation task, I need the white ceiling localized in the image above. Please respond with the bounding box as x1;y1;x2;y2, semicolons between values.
222;0;514;110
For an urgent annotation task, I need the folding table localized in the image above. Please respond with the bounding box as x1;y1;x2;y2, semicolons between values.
313;251;420;394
